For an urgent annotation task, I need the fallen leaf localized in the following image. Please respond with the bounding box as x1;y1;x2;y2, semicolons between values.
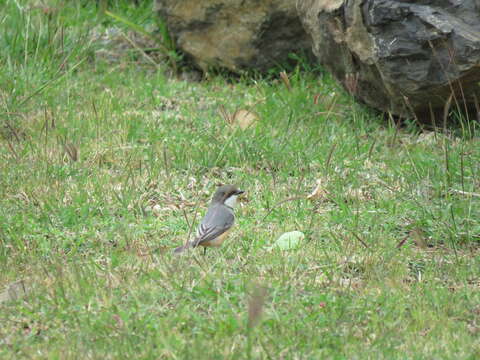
267;231;305;251
279;71;291;91
232;109;258;130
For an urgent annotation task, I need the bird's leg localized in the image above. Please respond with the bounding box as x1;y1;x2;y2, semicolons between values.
203;247;207;256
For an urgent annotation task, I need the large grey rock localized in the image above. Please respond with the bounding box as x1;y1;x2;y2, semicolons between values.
298;0;480;120
155;0;313;73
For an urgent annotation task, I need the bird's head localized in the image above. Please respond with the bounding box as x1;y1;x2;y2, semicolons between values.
212;184;245;208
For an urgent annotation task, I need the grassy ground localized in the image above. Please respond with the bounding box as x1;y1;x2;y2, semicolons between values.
1;1;480;358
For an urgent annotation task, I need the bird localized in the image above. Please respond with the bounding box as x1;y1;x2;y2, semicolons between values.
174;184;244;255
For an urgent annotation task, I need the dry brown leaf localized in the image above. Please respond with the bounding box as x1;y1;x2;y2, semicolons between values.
279;71;291;91
232;109;258;130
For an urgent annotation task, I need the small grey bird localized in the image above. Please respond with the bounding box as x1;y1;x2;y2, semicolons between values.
173;184;245;254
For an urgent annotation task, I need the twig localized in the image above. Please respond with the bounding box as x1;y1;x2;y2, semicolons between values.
119;30;160;69
396;235;409;249
181;208;191;231
350;231;369;249
262;196;304;221
449;189;480;198
181;190;203;248
325;143;336;171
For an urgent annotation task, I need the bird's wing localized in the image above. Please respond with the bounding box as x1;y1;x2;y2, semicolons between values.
193;205;234;247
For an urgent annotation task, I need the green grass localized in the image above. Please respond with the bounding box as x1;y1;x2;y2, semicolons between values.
1;0;480;358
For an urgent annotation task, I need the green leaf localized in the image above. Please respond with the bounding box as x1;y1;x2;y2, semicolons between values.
269;231;305;250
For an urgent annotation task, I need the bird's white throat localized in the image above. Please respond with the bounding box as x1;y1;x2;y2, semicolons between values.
224;194;238;208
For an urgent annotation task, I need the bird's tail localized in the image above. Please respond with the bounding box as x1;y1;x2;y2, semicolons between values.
173;241;193;254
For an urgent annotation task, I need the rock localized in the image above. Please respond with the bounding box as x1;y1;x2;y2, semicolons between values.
155;0;313;73
297;0;480;121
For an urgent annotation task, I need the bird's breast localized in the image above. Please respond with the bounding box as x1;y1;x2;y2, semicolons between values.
200;228;232;247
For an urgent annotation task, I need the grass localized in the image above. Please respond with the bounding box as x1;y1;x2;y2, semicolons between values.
1;0;480;358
